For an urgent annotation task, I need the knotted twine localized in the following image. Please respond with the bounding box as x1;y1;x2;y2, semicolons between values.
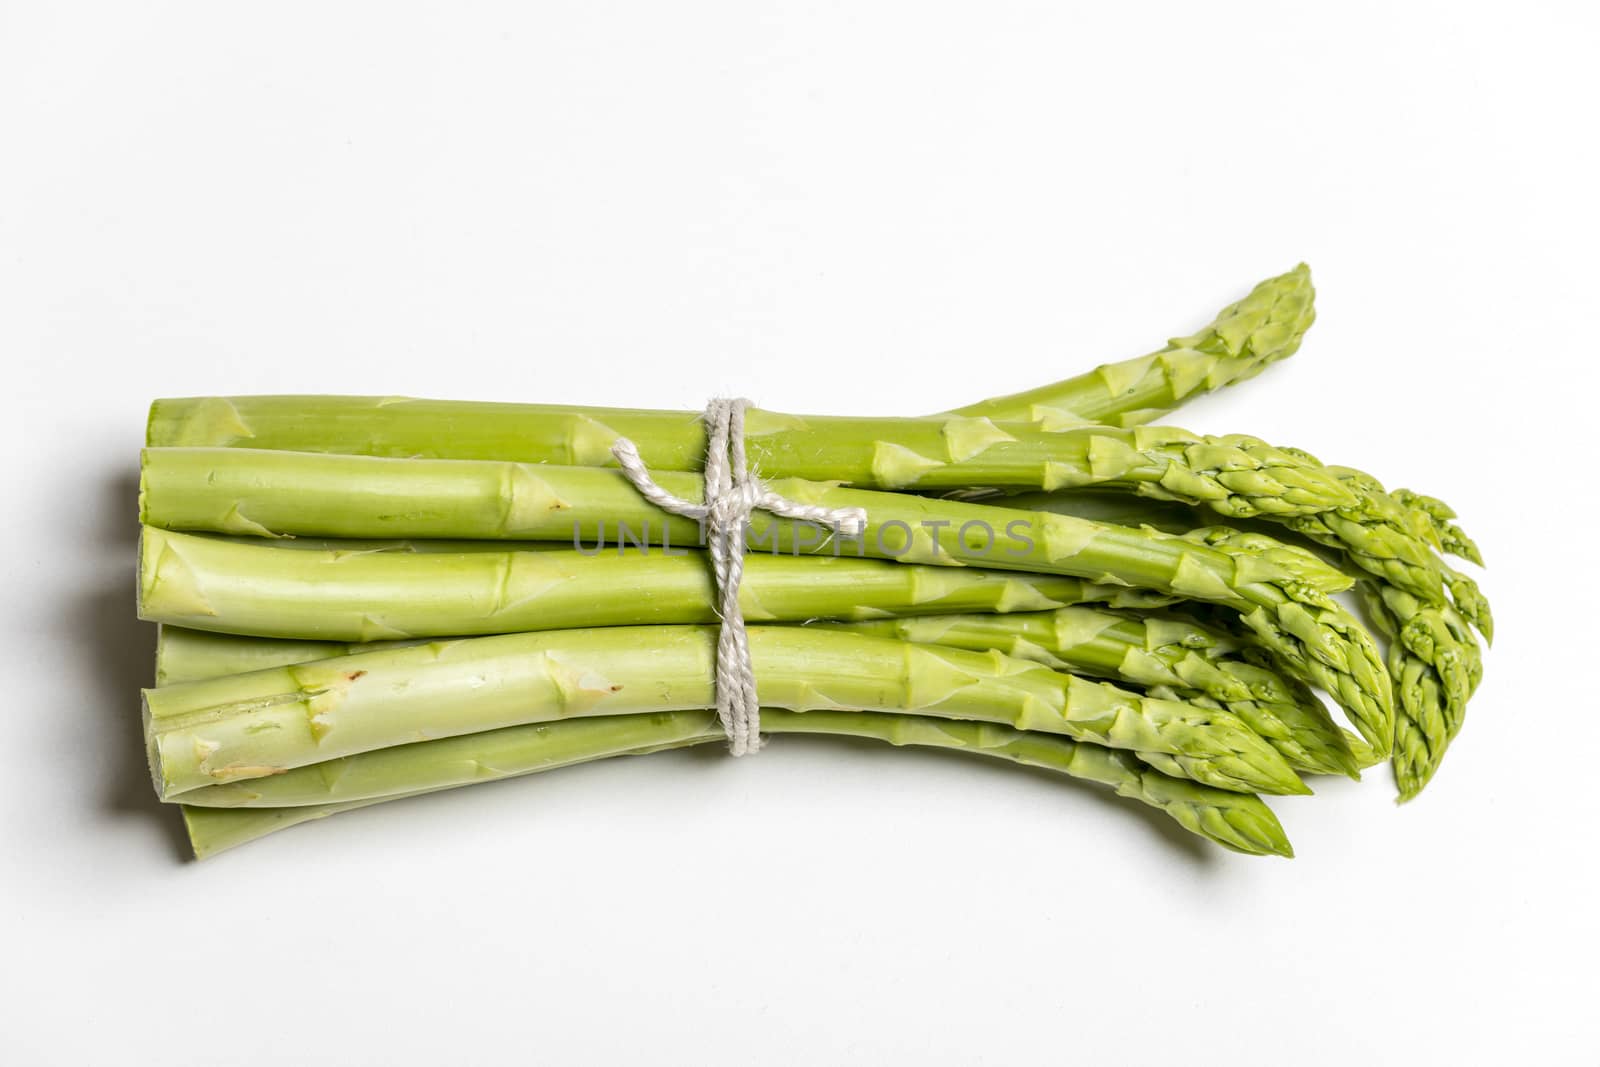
610;398;868;755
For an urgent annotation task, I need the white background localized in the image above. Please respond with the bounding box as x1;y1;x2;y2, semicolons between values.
2;2;1596;1063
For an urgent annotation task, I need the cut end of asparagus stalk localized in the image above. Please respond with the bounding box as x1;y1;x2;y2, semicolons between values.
141;688;166;800
144;706;190;804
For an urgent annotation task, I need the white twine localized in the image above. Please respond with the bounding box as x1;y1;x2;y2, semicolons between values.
610;398;868;755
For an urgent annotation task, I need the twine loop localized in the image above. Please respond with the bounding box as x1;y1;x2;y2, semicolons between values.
610;398;868;755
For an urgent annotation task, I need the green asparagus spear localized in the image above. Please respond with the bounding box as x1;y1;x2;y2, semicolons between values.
160;609;1274;696
145;624;1308;799
943;265;1316;428
140;446;1393;753
1358;583;1480;798
177;709;1293;859
145;266;1312;454
1364;593;1450;799
153;597;1359;779
138;527;1175;642
148;396;1360;519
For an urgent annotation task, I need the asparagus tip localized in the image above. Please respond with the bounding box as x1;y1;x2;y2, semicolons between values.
1281;774;1314;797
1227;806;1296;858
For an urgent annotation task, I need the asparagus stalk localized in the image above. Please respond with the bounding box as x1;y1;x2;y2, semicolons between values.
138;527;1175;642
141;446;1393;753
146;624;1309;799
1358;583;1480;798
148;396;1361;519
153;596;1360;779
177;709;1293;858
943;265;1316;428
818;610;1361;778
157;610;1273;696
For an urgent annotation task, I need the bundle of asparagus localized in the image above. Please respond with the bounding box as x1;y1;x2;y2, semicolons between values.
136;265;1489;858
